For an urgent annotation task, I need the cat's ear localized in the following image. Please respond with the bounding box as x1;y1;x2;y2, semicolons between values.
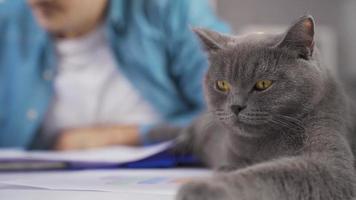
193;28;231;53
277;15;315;59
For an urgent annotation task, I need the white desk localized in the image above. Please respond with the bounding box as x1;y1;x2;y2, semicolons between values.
0;169;211;200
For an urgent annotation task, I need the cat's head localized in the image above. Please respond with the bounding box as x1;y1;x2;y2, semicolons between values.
194;15;326;137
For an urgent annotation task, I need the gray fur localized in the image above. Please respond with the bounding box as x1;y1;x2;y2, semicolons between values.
149;15;356;200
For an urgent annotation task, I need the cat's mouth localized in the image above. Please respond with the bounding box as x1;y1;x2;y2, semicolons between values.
237;114;271;126
214;110;273;128
216;112;271;128
236;115;270;126
235;110;272;126
225;115;272;138
234;113;305;133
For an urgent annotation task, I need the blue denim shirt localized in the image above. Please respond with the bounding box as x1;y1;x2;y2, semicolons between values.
0;0;229;148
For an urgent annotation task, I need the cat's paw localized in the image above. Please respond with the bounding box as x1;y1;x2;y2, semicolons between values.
170;132;194;156
176;180;232;200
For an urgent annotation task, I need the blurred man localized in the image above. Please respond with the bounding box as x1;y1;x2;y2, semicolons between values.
0;0;228;150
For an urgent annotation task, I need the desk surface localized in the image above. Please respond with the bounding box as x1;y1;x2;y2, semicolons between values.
0;169;211;200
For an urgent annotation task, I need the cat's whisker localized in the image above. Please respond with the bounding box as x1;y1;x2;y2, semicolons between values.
200;117;218;133
269;121;293;140
270;115;305;133
269;119;306;146
272;119;299;131
269;119;302;143
276;114;303;124
275;115;304;131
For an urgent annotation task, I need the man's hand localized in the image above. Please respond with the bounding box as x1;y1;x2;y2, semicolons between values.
54;125;140;151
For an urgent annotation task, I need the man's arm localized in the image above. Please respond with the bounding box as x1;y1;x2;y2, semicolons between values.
54;125;140;150
163;0;229;125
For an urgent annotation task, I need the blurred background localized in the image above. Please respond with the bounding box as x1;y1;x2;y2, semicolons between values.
1;0;354;150
214;0;355;83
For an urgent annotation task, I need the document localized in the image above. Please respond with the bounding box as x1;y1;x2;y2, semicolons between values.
0;169;212;195
0;189;174;200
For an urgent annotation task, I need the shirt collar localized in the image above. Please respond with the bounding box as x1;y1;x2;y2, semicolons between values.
106;0;126;31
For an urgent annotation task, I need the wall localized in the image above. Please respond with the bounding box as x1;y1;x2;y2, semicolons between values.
215;0;356;81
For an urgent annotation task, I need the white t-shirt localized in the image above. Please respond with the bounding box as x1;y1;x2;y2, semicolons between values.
42;25;161;136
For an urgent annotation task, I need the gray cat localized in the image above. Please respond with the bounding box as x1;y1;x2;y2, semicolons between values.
149;15;356;200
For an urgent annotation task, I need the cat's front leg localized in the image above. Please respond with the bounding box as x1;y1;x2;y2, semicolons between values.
177;155;355;200
176;179;237;200
216;154;251;172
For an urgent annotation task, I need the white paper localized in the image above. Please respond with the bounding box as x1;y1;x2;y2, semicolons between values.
0;189;174;200
0;169;212;195
0;142;172;163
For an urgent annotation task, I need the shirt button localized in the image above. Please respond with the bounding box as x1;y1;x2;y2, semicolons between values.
42;70;53;81
27;109;38;121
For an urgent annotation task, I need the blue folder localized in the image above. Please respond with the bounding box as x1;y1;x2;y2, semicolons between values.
0;143;201;172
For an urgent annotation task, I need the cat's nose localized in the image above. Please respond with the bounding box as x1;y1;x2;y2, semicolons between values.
230;105;246;115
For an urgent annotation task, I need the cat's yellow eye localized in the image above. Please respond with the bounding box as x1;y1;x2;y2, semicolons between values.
255;80;273;91
216;80;231;92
